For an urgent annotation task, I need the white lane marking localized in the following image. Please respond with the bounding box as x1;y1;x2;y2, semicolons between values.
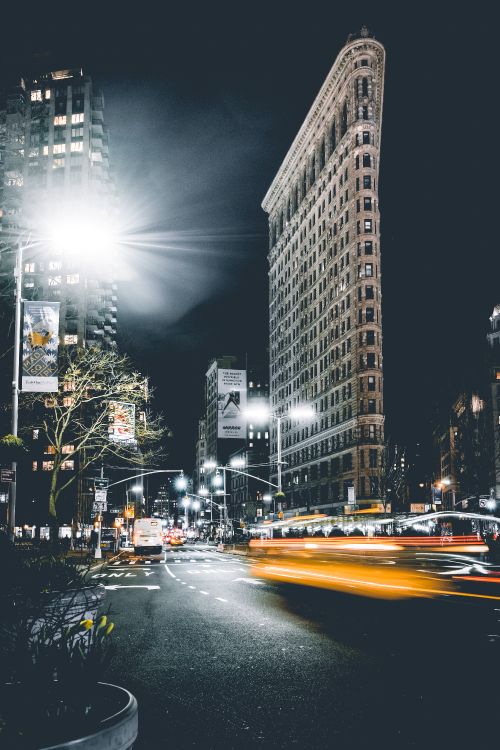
181;582;187;585
199;590;209;595
233;578;265;585
163;564;176;579
129;560;137;565
145;561;151;565
188;585;196;590
215;597;227;602
105;585;160;591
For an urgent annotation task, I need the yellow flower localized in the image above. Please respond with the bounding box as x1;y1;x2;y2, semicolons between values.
105;623;114;636
79;619;93;630
97;615;107;630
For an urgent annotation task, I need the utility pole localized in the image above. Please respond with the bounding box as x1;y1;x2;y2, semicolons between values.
8;238;24;543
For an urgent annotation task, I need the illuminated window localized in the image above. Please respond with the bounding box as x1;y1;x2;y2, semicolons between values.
24;280;35;288
249;431;254;439
63;379;75;391
28;147;39;157
32;429;39;439
54;116;67;126
63;396;74;407
53;144;66;154
48;276;62;286
496;370;500;381
265;431;269;439
364;219;372;232
71;113;84;124
24;262;35;273
70;141;83;152
53;157;65;169
45;89;51;100
364;263;373;277
64;335;78;345
62;444;74;454
61;460;75;471
66;274;79;284
48;261;62;271
71;126;84;138
45;397;57;408
31;90;42;102
45;445;56;455
32;461;38;471
43;146;49;156
42;461;54;471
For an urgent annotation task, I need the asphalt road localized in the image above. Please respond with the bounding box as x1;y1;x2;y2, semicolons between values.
99;544;500;749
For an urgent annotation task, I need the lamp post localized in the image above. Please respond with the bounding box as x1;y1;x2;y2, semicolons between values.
8;236;30;543
244;404;314;516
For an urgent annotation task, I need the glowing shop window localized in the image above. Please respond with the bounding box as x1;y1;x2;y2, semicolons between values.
71;113;84;124
66;274;80;284
54;116;67;126
53;144;66;154
64;335;78;345
31;90;42;102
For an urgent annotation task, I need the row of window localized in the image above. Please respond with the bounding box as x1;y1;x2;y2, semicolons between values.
54;114;84;125
33;460;74;471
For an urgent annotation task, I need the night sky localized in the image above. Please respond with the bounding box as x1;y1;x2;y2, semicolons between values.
1;3;498;470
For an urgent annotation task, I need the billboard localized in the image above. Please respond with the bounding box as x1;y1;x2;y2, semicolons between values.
22;301;60;392
217;369;247;439
108;401;136;444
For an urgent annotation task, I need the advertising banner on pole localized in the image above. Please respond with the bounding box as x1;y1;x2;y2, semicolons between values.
217;369;247;439
22;301;60;392
108;401;136;444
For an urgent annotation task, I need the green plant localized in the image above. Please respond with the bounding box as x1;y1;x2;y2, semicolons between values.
0;434;26;463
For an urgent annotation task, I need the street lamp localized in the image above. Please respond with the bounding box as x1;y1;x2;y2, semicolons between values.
244;403;314;512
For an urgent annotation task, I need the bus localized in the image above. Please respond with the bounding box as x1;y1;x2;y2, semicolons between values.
132;518;164;560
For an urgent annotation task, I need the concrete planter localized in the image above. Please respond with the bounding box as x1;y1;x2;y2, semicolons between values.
40;682;138;750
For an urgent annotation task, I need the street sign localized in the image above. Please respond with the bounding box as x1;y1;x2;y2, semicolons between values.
93;500;107;512
94;477;109;491
1;469;16;483
94;489;107;504
115;518;124;525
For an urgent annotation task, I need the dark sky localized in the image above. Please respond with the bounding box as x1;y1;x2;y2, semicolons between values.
2;2;499;470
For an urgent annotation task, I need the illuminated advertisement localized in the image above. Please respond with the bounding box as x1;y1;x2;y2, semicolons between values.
217;369;247;439
108;401;136;444
22;301;60;392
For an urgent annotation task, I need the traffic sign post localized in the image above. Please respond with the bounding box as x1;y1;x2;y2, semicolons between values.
1;469;16;483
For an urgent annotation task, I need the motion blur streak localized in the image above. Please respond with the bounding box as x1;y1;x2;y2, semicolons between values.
249;537;500;601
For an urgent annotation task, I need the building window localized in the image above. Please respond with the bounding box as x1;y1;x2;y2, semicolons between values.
24;280;35;289
362;131;370;145
31;90;42;102
368;376;376;391
61;460;75;471
32;461;38;471
364;241;373;255
365;263;373;277
368;399;376;414
42;461;54;471
66;274;79;284
63;397;74;407
53;158;65;169
32;429;39;440
365;286;374;300
363;197;372;211
366;330;375;345
367;353;376;368
369;449;378;468
71;113;84;124
363;175;372;189
362;154;371;168
365;307;375;322
71;126;84;139
24;262;35;273
53;144;66;154
364;219;372;232
48;276;62;286
54;115;67;126
70;141;83;153
45;89;51;100
63;378;76;391
64;335;78;345
43;145;49;156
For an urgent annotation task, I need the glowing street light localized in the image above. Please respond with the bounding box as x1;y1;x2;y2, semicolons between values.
230;457;246;469
175;476;187;491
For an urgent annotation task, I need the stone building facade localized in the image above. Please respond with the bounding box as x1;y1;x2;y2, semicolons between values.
262;29;386;511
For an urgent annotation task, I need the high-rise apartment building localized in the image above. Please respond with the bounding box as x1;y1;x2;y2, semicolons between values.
262;29;385;512
0;68;117;349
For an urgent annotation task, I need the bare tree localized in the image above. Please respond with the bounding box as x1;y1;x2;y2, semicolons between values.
21;347;166;526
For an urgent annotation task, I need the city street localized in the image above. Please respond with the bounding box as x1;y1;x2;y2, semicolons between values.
101;545;500;749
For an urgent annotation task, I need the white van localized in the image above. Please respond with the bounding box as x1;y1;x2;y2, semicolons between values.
132;518;164;560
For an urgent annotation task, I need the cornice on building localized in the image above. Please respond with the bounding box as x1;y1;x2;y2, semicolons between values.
261;37;385;215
